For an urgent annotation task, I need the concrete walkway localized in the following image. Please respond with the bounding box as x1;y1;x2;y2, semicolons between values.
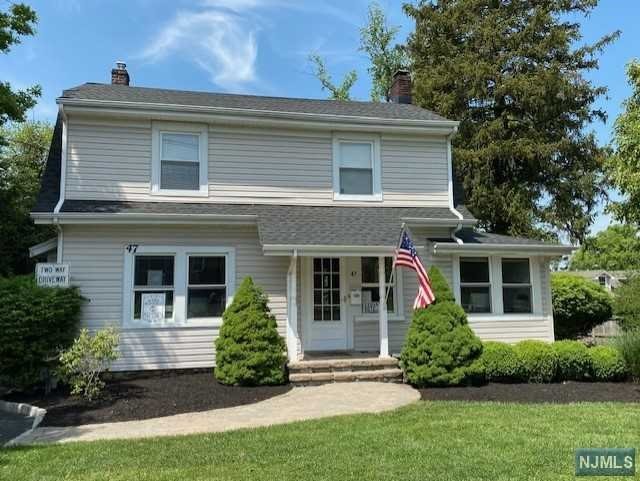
15;382;420;445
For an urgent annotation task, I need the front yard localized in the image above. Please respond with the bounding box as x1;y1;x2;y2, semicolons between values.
3;401;638;481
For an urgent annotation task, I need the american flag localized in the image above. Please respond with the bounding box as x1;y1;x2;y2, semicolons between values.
394;229;435;309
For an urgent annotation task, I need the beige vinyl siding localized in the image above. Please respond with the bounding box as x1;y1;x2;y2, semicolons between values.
62;224;288;371
64;115;450;207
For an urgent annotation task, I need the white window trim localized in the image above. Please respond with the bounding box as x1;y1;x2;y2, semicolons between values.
453;254;541;320
123;245;235;328
332;133;382;201
151;121;208;197
458;256;493;314
355;256;404;321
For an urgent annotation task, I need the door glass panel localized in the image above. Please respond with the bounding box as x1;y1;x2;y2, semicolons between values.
313;258;340;321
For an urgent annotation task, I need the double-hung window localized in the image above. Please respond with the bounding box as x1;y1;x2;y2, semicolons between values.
151;122;208;196
333;135;381;200
360;257;396;314
501;258;532;313
459;257;492;313
124;246;235;327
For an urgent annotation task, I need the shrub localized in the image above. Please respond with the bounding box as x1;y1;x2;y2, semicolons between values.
215;277;287;386
401;301;483;386
0;275;84;389
614;329;640;381
551;273;612;339
514;340;557;383
428;266;455;303
58;328;120;401
589;345;628;382
476;341;522;382
552;340;591;381
613;275;640;331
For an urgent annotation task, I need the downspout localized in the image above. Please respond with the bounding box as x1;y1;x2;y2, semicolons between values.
446;131;464;245
53;105;68;262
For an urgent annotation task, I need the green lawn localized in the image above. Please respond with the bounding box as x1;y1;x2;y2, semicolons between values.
2;402;638;481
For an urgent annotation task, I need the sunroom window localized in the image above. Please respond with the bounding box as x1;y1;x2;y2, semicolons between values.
460;257;491;313
501;258;532;313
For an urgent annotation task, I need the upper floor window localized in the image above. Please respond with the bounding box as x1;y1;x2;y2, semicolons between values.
332;134;381;201
151;122;208;196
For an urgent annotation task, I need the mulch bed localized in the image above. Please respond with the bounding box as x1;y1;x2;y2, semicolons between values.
3;370;291;427
420;382;640;403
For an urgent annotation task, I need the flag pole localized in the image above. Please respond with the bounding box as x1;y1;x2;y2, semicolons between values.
384;222;406;306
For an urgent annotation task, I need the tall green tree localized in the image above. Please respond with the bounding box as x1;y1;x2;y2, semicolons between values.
0;121;54;276
359;2;408;101
1;3;40;145
606;60;640;226
404;0;617;242
309;54;358;101
569;224;640;271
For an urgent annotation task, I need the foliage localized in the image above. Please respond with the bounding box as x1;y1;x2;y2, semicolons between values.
551;340;591;381
0;120;54;276
359;2;408;101
308;54;357;101
215;277;287;386
0;275;83;389
612;274;640;331
401;301;483;386
569;224;640;271
427;265;455;304
58;328;120;401
551;273;612;339
614;330;640;382
514;341;557;383
404;0;618;242
589;345;628;382
0;3;41;144
475;341;522;383
606;60;640;225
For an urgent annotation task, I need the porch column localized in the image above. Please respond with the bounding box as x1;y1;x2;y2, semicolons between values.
378;255;390;358
286;251;300;361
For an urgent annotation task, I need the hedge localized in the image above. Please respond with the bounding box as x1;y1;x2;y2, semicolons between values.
0;275;84;389
514;340;557;383
552;340;591;381
475;341;522;382
589;345;628;382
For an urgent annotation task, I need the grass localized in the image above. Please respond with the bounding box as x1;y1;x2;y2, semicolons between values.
2;401;638;481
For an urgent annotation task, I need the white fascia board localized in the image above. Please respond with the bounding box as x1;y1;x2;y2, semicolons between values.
262;244;425;256
58;100;459;135
432;243;574;256
30;212;258;225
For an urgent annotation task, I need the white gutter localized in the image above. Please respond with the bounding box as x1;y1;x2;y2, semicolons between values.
31;212;258;225
401;217;475;227
432;243;574;256
446;132;466;245
263;243;426;256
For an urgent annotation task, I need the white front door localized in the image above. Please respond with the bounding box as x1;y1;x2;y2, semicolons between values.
304;257;348;351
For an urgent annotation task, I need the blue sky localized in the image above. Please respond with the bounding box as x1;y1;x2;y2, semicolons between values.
2;0;637;233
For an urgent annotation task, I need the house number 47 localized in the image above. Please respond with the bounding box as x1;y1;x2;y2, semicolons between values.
126;244;139;254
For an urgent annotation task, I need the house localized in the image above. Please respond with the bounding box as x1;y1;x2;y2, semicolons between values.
30;62;572;374
570;270;630;292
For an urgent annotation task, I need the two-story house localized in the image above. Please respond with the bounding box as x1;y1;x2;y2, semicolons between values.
31;63;572;373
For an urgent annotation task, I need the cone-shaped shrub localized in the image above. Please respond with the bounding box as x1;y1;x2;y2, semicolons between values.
215;277;287;385
401;300;483;386
428;266;456;304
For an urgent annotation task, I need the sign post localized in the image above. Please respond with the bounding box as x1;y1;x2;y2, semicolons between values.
35;263;70;288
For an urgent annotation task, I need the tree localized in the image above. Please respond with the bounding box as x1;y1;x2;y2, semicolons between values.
612;275;640;331
308;54;357;101
359;2;408;101
551;273;612;339
0;121;54;276
569;224;640;271
1;3;41;145
404;0;618;242
606;60;640;226
214;277;287;385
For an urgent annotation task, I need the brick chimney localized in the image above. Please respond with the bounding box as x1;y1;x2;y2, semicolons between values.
111;61;130;86
389;69;411;104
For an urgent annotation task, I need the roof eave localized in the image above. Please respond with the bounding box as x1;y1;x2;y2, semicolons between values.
31;212;258;225
432;242;575;256
57;98;460;134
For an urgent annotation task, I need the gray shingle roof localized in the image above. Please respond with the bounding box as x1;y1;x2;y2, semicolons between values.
431;228;564;247
58;200;471;247
60;83;451;122
33;112;63;213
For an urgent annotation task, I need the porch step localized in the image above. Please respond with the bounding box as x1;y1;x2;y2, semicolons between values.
289;368;403;384
288;356;403;385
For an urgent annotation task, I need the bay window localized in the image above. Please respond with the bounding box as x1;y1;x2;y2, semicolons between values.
124;246;235;327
